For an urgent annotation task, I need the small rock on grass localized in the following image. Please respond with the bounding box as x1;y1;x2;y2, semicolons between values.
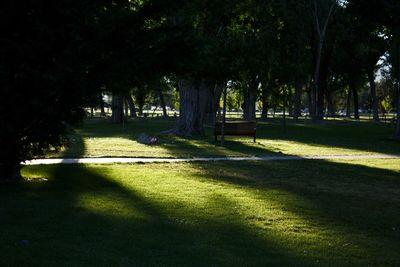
137;133;158;145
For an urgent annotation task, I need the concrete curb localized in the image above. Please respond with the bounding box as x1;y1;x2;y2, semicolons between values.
23;154;400;165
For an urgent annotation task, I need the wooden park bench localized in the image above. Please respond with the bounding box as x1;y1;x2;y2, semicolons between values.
214;121;257;142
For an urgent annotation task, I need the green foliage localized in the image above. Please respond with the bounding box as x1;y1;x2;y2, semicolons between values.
380;95;393;114
1;0;400;179
0;0;112;178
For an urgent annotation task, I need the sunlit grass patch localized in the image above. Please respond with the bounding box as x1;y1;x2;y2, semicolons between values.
3;159;399;266
46;118;400;159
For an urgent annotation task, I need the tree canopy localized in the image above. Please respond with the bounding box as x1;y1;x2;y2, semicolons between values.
1;0;399;180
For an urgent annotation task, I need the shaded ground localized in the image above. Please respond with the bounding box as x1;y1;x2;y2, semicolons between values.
4;118;399;266
1;159;399;266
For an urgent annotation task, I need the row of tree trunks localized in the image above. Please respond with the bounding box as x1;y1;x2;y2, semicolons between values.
111;76;383;133
113;92;170;121
112;94;140;122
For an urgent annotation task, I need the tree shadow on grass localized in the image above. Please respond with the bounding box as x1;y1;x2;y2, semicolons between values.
1;163;322;267
65;117;282;158
256;120;400;155
64;118;400;158
7;128;400;266
186;159;400;266
0;132;322;266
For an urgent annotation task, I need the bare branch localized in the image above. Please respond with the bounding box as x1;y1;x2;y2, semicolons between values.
313;0;321;37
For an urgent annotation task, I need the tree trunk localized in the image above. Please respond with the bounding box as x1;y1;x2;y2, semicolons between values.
126;95;137;118
396;46;400;139
175;79;203;136
0;160;22;182
99;94;106;116
213;83;224;123
351;83;359;119
0;137;22;182
317;67;328;120
288;86;293;117
293;79;302;122
346;89;351;118
326;88;335;116
261;81;269;120
123;97;129;119
244;78;259;121
138;105;143;117
136;90;145;117
111;94;124;123
221;83;227;146
312;40;323;121
198;80;216;124
368;71;380;122
293;45;302;122
312;0;335;121
158;88;168;118
283;88;287;131
173;80;224;136
396;79;400;138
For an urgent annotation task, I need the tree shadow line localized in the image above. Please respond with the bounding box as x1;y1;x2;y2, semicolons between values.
9;130;400;265
2;132;320;266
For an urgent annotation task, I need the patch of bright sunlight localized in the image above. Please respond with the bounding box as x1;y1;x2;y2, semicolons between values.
258;139;372;156
83;137;175;158
77;192;149;220
328;158;400;172
97;164;357;259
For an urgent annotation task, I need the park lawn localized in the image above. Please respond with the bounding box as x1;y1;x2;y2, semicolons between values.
1;159;399;266
48;118;400;159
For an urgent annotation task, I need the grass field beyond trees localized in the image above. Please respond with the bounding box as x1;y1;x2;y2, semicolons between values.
51;118;400;159
3;118;399;266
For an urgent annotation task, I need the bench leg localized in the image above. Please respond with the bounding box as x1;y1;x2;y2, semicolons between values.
253;134;256;143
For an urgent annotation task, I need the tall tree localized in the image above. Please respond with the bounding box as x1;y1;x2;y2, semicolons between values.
0;0;124;180
311;0;338;120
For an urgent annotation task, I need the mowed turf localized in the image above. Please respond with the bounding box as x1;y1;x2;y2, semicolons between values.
1;159;399;266
49;118;400;159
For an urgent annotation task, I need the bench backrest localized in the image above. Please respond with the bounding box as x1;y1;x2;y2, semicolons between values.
214;121;256;135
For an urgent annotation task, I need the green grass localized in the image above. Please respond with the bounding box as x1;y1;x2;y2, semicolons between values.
49;117;400;159
1;159;399;266
4;118;400;266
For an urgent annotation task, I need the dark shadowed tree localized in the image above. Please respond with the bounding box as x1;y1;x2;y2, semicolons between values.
0;0;144;180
